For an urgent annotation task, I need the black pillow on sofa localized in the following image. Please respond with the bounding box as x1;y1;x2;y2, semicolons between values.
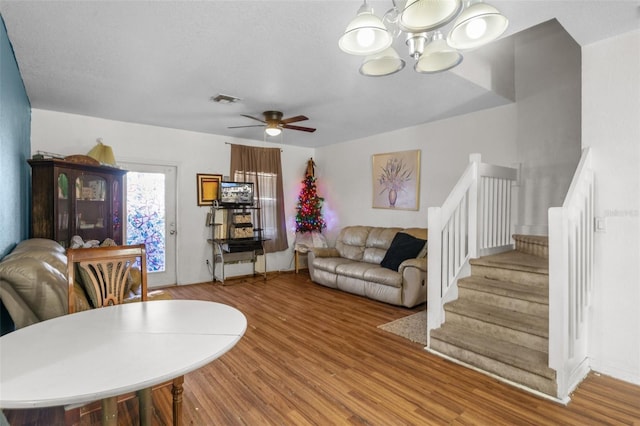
380;232;427;272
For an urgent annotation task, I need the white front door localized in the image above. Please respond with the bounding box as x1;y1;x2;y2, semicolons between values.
121;162;177;288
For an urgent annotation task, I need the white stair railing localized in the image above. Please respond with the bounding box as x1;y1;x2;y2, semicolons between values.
548;147;594;402
427;154;518;344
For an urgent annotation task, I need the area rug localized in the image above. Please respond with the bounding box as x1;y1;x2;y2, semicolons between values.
378;310;427;345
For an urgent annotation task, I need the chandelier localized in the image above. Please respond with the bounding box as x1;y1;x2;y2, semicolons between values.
338;0;509;76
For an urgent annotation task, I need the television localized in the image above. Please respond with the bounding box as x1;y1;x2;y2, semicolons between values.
218;181;254;207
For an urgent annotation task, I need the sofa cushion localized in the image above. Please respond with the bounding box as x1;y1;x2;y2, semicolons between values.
365;227;403;250
403;227;428;241
4;249;67;274
0;279;39;329
363;227;403;264
403;228;428;258
380;232;427;271
0;257;67;321
312;256;356;274
335;262;403;288
335;261;378;280
363;266;403;288
13;238;66;253
335;226;371;261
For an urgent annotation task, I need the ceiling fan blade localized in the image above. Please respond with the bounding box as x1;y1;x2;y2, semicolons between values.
281;115;309;124
283;124;316;133
241;114;266;124
228;124;265;129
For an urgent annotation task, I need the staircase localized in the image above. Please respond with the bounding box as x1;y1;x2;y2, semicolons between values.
429;235;557;397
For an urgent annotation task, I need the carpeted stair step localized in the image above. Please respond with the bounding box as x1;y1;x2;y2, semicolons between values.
430;323;556;397
513;234;549;259
444;299;548;352
458;276;548;317
470;251;548;286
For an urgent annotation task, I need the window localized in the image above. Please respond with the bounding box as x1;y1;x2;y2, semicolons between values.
230;144;288;253
233;171;277;242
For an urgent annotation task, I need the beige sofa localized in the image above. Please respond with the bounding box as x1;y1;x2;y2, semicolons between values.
308;226;428;308
0;238;169;332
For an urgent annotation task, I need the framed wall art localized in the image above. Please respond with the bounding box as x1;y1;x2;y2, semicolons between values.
196;173;222;206
372;149;420;210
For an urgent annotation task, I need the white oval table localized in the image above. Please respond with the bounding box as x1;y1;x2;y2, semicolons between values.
0;299;247;425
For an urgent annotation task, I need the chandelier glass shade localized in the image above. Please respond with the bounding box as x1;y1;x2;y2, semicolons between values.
338;2;393;55
415;31;463;73
359;47;406;76
447;2;509;50
399;0;462;33
339;0;508;77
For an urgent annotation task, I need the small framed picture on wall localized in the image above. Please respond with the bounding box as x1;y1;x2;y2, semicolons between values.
196;173;222;206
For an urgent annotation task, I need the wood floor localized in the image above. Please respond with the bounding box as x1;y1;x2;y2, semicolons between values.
4;272;640;425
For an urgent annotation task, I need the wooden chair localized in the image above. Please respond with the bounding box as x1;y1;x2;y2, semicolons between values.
65;244;184;426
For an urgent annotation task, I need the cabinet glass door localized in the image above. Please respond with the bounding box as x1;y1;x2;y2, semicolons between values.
112;178;122;244
74;174;108;242
56;172;70;247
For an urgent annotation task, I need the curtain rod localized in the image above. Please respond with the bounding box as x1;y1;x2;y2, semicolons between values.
225;142;283;152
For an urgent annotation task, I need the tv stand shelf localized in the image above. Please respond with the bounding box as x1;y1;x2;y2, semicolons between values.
207;205;266;284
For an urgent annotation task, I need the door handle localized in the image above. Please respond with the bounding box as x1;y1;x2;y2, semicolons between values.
169;222;177;235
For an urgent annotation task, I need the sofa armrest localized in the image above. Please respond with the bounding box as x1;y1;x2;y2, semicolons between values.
398;257;427;274
399;257;428;307
311;247;340;258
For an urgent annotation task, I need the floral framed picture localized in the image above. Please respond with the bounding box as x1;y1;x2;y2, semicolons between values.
372;150;420;210
196;173;222;206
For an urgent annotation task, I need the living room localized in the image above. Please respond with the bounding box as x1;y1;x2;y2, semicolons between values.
1;1;639;423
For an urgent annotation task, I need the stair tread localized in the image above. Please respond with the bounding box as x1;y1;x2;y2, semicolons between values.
431;323;555;379
445;299;548;337
471;250;548;275
513;234;549;246
458;276;548;304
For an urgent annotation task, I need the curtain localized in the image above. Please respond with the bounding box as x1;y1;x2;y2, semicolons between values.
230;144;288;253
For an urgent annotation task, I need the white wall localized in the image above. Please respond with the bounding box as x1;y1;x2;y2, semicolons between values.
514;20;582;235
28;26;640;388
583;30;640;385
314;104;518;245
30;109;314;284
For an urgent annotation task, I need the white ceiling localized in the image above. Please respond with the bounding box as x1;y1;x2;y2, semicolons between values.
1;1;638;148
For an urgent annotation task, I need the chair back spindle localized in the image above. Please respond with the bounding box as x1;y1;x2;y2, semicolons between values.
67;244;147;313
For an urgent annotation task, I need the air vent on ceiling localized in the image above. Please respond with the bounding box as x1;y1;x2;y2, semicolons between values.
210;94;242;104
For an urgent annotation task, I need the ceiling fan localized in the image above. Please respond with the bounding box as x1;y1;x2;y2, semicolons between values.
228;111;316;136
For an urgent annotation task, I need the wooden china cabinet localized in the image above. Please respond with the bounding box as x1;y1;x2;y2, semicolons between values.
28;158;127;248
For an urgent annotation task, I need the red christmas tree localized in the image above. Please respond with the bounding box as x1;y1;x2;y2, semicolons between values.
295;160;326;233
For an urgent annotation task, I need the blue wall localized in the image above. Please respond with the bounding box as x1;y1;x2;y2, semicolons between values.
0;15;31;257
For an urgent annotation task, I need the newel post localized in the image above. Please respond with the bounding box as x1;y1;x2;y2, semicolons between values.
468;153;481;259
427;206;443;346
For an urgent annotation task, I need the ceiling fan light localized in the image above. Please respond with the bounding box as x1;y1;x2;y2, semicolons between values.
265;124;282;137
415;32;463;73
359;47;406;77
338;2;392;56
399;0;462;33
447;1;508;50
